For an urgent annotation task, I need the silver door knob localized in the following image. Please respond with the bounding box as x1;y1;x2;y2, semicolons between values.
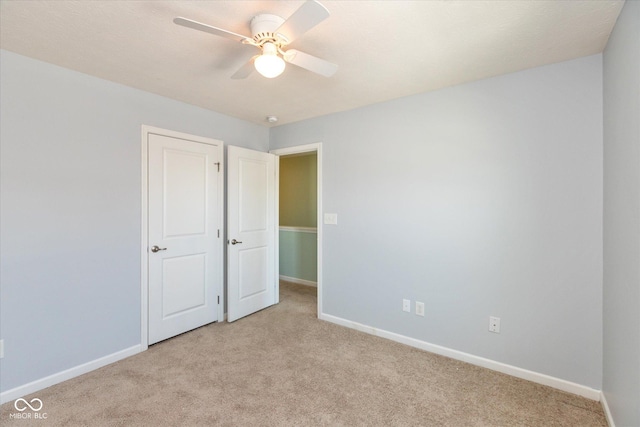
231;239;243;245
151;245;167;253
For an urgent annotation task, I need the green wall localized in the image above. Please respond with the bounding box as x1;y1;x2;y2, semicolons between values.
279;230;317;282
279;153;317;227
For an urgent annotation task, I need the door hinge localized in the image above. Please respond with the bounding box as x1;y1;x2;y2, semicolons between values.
217;229;220;238
214;162;220;172
217;296;220;304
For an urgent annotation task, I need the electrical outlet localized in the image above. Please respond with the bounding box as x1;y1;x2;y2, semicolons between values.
0;339;4;358
489;316;501;333
416;301;425;317
402;299;411;313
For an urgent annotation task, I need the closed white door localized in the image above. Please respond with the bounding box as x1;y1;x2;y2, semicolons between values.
227;146;277;322
148;132;222;344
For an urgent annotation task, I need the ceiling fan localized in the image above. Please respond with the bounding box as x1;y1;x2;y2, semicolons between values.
174;0;338;79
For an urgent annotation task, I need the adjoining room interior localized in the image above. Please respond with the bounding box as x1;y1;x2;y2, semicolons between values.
0;1;638;426
278;151;319;298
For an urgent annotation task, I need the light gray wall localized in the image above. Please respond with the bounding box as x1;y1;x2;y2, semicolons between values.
271;55;603;388
603;1;640;425
0;50;268;392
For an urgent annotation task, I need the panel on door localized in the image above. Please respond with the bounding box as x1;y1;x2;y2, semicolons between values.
227;146;276;322
148;132;222;344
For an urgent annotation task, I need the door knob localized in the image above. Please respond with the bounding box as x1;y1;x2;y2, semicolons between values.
230;239;243;245
151;245;167;253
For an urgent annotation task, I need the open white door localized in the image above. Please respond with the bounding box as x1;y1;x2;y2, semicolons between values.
227;146;277;322
147;131;223;344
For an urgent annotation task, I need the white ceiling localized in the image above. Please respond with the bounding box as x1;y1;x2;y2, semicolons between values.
0;0;624;127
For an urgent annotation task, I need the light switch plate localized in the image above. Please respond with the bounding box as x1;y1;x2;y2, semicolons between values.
324;213;338;225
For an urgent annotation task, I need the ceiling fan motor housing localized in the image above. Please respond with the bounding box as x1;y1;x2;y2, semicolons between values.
250;14;288;47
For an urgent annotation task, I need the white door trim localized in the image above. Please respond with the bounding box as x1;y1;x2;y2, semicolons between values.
140;125;224;350
270;143;323;316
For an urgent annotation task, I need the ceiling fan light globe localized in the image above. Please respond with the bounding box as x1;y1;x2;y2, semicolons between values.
254;54;285;78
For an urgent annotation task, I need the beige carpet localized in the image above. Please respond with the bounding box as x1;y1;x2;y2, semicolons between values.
1;281;606;426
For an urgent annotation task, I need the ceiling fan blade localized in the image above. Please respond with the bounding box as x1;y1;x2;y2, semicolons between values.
174;17;250;43
276;0;329;43
284;49;337;77
231;56;258;79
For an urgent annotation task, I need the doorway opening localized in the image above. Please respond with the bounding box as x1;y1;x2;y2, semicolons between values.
271;144;323;316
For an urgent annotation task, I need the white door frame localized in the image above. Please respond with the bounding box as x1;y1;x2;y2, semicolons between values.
270;143;323;316
140;125;224;350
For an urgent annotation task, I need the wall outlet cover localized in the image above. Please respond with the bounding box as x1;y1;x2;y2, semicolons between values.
416;301;425;317
489;316;501;333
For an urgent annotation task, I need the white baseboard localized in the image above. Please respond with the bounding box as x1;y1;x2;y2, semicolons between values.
0;345;142;405
600;391;615;427
279;275;317;288
319;313;601;401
